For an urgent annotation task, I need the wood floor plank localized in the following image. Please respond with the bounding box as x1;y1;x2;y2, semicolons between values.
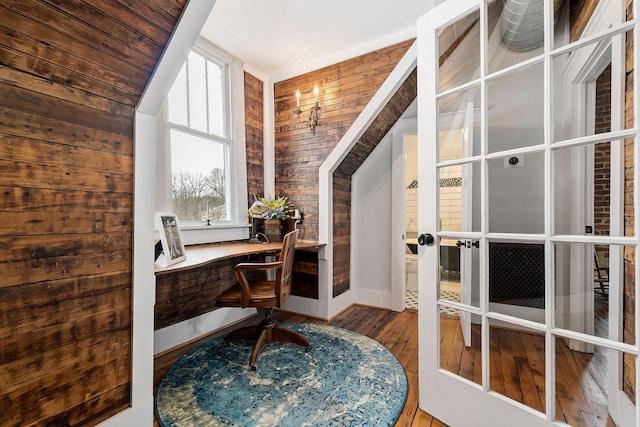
395;370;419;427
522;328;547;411
153;302;613;427
514;332;545;412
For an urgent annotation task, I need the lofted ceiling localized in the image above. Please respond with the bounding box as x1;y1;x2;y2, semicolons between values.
201;0;439;79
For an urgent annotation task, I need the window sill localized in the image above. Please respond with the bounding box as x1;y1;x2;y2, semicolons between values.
178;223;251;245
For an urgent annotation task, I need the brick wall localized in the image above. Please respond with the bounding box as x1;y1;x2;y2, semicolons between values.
594;64;611;236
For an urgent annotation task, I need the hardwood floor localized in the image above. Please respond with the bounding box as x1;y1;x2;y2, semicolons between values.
438;291;615;427
154;305;443;426
154;298;612;427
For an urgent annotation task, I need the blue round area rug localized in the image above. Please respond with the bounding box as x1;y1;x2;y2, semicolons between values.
156;323;408;426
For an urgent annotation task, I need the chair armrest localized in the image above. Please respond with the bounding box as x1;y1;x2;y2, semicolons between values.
234;261;283;307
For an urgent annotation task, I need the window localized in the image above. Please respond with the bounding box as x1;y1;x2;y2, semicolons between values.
158;39;248;243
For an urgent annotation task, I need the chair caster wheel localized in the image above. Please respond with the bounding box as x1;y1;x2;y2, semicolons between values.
251;365;257;371
305;347;311;352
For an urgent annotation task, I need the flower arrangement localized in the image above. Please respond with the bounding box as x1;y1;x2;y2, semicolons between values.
248;195;291;220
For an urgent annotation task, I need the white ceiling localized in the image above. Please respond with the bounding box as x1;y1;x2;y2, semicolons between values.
201;0;438;81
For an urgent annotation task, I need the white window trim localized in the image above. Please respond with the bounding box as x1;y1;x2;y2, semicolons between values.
156;37;249;245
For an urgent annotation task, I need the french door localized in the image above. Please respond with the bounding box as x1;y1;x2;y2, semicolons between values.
417;0;640;426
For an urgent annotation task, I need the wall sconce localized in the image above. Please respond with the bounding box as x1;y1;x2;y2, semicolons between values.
294;86;320;134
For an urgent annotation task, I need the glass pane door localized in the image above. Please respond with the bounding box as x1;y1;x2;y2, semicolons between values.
418;0;638;425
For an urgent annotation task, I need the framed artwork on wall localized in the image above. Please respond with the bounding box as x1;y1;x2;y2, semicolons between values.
156;212;186;266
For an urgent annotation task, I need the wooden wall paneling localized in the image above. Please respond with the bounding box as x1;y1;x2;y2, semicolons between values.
4;0;160;71
623;0;636;402
274;39;414;244
438;12;479;67
155;257;242;330
291;248;320;299
44;1;166;60
0;49;135;107
133;0;187;22
0;108;134;156
0;0;186;424
154;248;296;329
1;272;131;338
0;5;149;95
330;69;417;295
91;0;183;35
0;86;133;136
0;66;135;117
28;384;131;426
275;40;415;298
569;0;600;43
245;72;264;205
332;171;351;297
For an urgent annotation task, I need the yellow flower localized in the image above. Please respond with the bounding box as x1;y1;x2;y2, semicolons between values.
249;195;291;220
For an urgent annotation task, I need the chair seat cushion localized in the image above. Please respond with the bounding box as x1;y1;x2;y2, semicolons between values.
215;280;278;308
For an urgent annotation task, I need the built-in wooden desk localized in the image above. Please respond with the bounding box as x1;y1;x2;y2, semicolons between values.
153;240;323;330
154;240;322;275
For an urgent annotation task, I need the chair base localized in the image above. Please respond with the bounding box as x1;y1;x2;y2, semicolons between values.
224;319;311;370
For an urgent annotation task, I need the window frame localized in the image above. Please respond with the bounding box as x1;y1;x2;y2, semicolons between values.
156;37;249;245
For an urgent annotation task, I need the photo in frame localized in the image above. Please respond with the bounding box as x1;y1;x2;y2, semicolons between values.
156;212;186;266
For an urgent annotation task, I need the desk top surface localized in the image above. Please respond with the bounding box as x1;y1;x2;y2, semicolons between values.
154;240;323;275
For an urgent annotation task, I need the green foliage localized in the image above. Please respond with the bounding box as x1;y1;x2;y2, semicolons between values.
172;168;226;221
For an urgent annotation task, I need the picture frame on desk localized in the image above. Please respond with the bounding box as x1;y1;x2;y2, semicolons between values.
156;212;186;266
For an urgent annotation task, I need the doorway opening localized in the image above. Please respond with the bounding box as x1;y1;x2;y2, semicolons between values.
404;130;419;310
418;0;637;425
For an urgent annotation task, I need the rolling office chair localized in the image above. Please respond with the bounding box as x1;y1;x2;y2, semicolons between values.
215;229;310;370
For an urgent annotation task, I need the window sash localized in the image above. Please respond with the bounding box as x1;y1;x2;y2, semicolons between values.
167;49;230;141
162;38;244;232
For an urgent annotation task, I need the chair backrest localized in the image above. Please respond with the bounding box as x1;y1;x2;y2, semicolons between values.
276;229;298;306
594;247;609;278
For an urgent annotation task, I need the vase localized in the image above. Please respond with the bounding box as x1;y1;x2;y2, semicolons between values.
263;219;282;242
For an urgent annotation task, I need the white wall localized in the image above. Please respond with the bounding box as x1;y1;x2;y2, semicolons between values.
487;133;545;234
351;133;394;308
405;134;418;233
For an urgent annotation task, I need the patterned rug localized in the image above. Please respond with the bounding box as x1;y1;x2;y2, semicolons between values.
155;323;408;427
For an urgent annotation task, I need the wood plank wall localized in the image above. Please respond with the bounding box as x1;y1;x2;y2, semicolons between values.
274;40;414;296
624;0;636;403
155;258;238;330
0;1;185;425
245;72;264;206
332;69;418;297
569;0;600;43
332;171;352;296
274;40;414;239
